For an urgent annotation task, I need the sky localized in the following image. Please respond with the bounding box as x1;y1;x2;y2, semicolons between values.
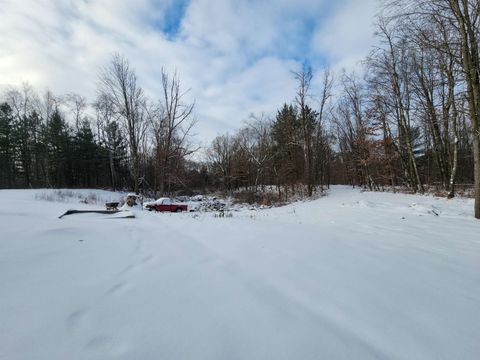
0;0;379;145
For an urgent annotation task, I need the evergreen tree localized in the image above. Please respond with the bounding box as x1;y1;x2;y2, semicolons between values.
73;120;98;187
272;104;302;190
46;109;71;187
12;112;34;186
0;103;15;187
29;110;44;186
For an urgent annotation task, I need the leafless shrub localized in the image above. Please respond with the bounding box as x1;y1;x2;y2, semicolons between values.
35;190;75;202
232;191;283;206
78;193;99;204
35;190;105;204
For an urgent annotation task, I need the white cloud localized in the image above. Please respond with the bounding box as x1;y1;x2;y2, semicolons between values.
311;0;379;72
0;0;379;144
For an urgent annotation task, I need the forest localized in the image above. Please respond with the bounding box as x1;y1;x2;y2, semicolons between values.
0;0;479;218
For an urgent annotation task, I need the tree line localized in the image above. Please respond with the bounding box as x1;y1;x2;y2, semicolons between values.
0;0;479;218
0;55;199;194
206;66;334;201
206;0;479;217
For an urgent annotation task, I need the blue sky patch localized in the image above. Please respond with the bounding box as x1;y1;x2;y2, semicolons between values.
160;0;189;38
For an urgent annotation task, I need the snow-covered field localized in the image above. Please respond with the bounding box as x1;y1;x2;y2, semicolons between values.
1;186;479;359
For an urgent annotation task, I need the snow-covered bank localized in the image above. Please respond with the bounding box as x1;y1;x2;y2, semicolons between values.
1;187;479;359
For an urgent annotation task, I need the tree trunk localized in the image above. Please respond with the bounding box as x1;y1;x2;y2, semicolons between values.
450;0;480;217
109;150;116;191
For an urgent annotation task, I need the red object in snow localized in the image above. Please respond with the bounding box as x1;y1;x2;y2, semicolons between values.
144;198;188;212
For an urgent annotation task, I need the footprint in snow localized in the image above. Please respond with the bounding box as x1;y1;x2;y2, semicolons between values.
68;310;130;357
118;255;155;276
86;335;129;356
118;263;137;276
105;281;132;296
141;255;154;264
66;308;92;332
135;238;144;253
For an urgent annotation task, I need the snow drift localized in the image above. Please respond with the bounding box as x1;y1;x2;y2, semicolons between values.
0;186;479;359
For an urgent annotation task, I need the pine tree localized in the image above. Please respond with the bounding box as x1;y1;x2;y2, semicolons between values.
73;120;98;187
0;103;15;187
272;104;302;195
46;109;71;187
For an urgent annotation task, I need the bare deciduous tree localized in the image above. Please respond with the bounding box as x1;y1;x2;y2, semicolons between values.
150;68;196;196
294;64;316;196
98;54;148;193
383;0;480;216
65;93;87;130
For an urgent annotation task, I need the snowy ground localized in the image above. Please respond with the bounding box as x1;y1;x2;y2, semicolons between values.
1;186;479;359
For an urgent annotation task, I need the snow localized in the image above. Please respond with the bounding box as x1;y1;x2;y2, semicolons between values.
144;197;170;205
1;186;479;359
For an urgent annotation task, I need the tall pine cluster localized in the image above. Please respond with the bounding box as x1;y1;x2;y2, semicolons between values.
0;103;129;189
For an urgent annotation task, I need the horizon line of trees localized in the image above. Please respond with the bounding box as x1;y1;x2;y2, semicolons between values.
0;54;199;195
0;0;479;218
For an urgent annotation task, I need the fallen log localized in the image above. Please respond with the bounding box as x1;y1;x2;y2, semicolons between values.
58;209;134;219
